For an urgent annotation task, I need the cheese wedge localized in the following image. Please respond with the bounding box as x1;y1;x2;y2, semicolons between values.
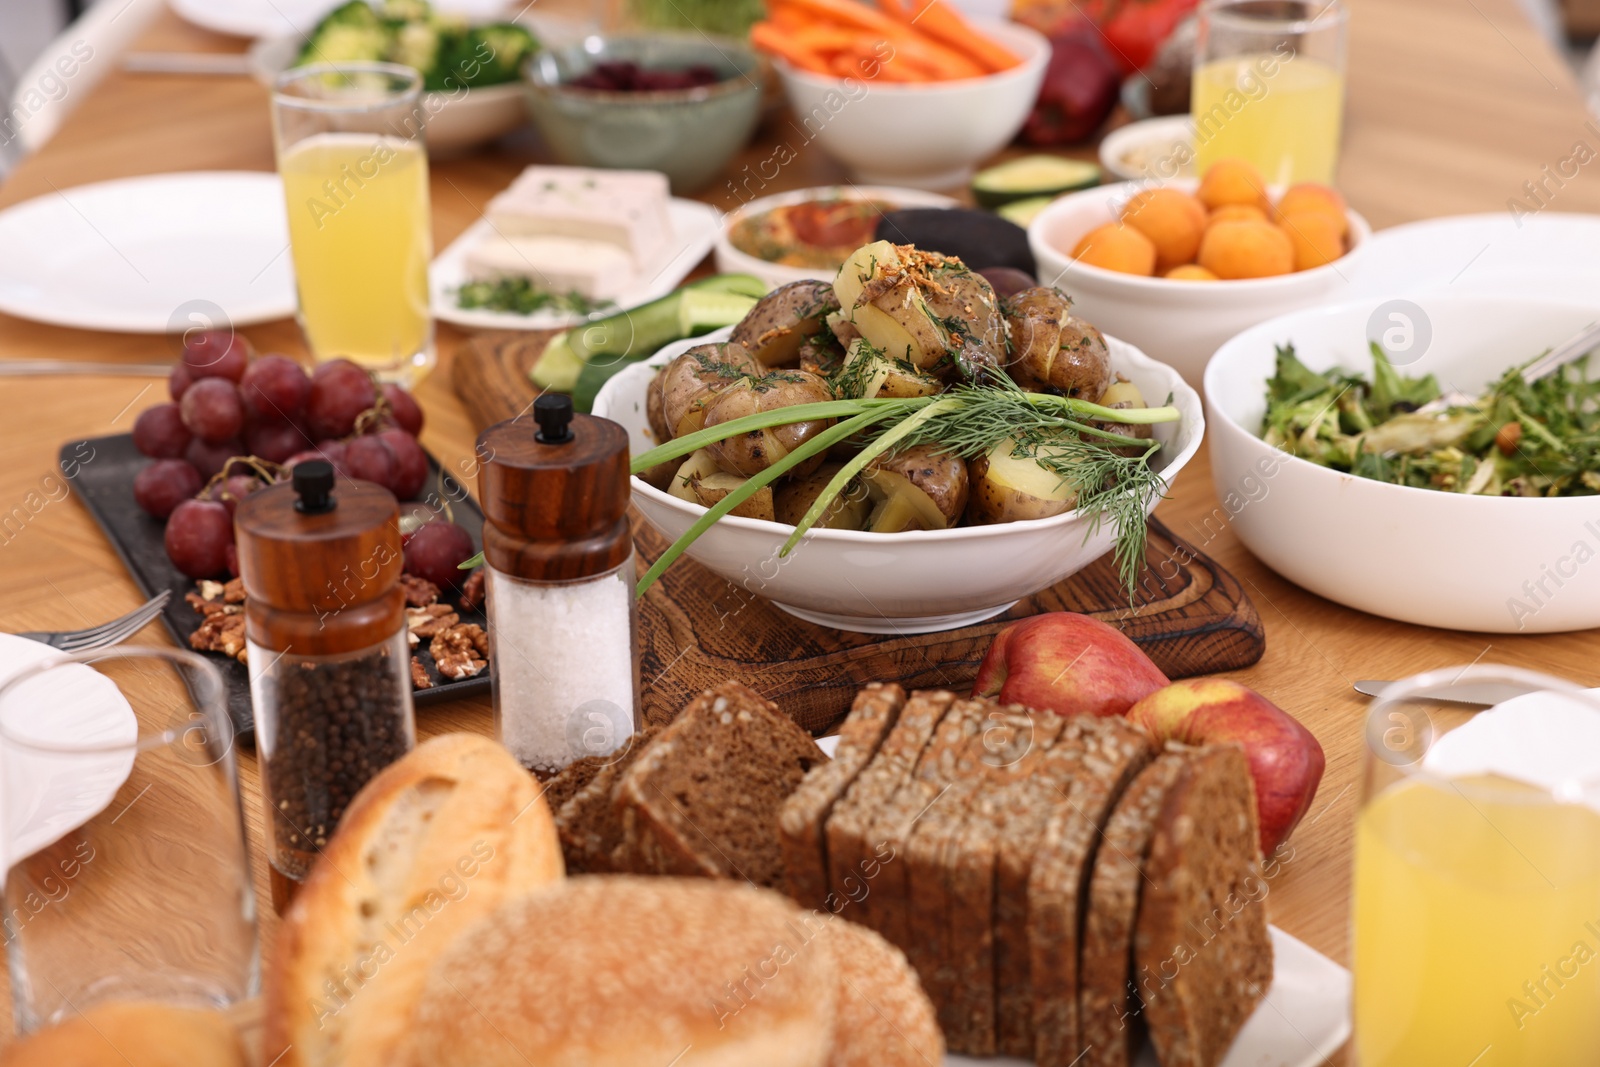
486;166;673;266
464;233;637;300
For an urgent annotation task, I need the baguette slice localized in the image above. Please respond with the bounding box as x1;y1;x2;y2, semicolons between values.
825;689;956;935
1135;745;1273;1067
553;727;659;873
617;680;826;886
1028;717;1154;1067
824;918;946;1067
1079;748;1192;1067
265;734;564;1067
781;683;907;909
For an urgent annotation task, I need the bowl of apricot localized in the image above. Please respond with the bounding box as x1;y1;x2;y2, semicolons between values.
1028;158;1370;387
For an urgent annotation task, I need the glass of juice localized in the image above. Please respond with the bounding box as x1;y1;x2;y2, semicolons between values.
1192;0;1348;185
1353;666;1600;1067
271;64;433;383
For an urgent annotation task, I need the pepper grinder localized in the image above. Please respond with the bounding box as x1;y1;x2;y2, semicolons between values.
476;395;640;775
236;461;417;909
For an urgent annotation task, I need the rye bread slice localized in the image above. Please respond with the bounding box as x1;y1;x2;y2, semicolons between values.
1028;716;1154;1067
931;709;1067;1056
615;680;826;887
553;728;659;873
1134;744;1273;1067
539;752;613;817
779;683;907;909
824;690;956;935
1079;748;1192;1067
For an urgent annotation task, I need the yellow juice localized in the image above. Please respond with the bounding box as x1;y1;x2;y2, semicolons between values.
280;132;432;376
1192;54;1345;185
1353;777;1600;1066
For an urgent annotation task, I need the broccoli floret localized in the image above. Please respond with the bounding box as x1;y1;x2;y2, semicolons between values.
459;23;538;86
379;0;431;20
321;0;383;27
392;21;443;81
296;22;391;67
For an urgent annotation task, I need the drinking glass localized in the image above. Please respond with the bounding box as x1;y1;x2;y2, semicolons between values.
1192;0;1348;185
271;63;434;384
1352;665;1600;1067
0;648;259;1034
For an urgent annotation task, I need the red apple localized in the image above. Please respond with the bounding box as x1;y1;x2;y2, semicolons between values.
971;612;1170;718
1126;678;1325;857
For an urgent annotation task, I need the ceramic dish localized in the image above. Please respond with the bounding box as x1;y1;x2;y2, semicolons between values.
769;20;1050;190
1029;178;1371;387
170;0;511;38
1098;115;1195;182
431;198;722;331
714;185;960;290
594;328;1203;634
1206;293;1600;633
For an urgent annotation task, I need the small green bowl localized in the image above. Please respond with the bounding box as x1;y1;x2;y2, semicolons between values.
523;33;767;194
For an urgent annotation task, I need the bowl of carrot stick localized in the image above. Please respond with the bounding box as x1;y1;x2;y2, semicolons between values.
749;0;1050;189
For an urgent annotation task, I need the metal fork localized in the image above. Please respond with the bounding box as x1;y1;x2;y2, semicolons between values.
16;591;172;652
1415;319;1600;414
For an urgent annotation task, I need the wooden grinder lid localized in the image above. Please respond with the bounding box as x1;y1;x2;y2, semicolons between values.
476;395;631;582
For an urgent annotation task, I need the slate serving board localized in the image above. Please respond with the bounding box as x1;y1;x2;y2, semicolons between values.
61;433;490;742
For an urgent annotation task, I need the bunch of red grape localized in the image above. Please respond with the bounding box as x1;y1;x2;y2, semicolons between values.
131;331;432;579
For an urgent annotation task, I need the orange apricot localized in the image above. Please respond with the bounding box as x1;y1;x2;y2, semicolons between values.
1120;188;1208;272
1207;203;1268;226
1164;264;1220;281
1197;218;1294;279
1275;183;1349;236
1071;223;1157;276
1196;158;1271;213
1277;210;1346;271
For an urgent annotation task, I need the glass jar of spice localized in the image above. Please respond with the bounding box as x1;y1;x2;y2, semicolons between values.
477;395;640;775
236;461;416;898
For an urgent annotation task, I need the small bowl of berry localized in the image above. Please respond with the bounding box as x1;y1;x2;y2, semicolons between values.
523;33;768;193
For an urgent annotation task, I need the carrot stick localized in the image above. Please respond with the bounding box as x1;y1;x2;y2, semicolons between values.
887;0;1020;72
750;21;835;74
790;25;866;53
768;0;909;37
886;32;986;78
848;40;927;80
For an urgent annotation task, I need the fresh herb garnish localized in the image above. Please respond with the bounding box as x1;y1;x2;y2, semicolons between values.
456;278;615;317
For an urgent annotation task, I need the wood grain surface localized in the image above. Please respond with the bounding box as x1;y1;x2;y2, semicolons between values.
2;2;1600;1062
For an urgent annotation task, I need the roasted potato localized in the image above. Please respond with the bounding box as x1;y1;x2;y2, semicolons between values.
867;444;968;526
775;463;871;529
1002;287;1111;400
1088;377;1156;457
836;339;942;400
729;280;841;367
652;342;760;440
702;370;835;479
966;435;1080;525
860;469;949;533
667;449;775;521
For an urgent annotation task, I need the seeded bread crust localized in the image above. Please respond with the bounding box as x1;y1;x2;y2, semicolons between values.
1028;717;1154;1067
1079;749;1192;1067
538;752;612;818
617;680;826;887
552;728;658;874
1135;745;1273;1067
935;710;1067;1056
825;690;956;936
781;683;907;909
823;919;946;1067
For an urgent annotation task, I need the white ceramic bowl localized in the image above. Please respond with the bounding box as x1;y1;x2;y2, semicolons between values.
769;21;1050;190
714;185;959;289
1206;294;1600;634
1098;115;1194;182
1029;178;1371;388
594;327;1204;633
250;36;529;157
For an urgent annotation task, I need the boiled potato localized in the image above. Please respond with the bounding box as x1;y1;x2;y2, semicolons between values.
1089;377;1156;457
837;339;942;400
860;469;949;533
654;342;760;439
1003;287;1111;400
867;444;968;526
667;449;775;521
729;280;840;367
966;436;1080;524
702;370;835;479
834;242;941;369
775;463;871;529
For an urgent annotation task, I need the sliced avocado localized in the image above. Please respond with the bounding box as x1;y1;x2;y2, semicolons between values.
972;156;1102;209
996;196;1055;229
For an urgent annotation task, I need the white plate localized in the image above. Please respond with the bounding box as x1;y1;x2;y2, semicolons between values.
170;0;515;39
811;739;1351;1065
430;198;724;331
0;172;296;334
0;633;137;874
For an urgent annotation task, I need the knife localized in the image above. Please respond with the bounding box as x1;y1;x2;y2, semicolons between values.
1353;679;1599;708
0;362;170;377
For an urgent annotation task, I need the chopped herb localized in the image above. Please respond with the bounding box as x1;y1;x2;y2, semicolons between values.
456;278;614;317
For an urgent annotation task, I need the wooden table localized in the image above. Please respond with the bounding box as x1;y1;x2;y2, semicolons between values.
2;1;1599;1060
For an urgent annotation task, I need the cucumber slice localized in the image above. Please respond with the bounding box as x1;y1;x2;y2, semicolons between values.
531;332;584;392
996;196;1056;229
972;156;1102;209
686;273;768;299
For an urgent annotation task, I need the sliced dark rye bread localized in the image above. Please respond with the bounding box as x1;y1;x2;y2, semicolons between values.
1028;716;1154;1067
824;689;956;938
552;727;660;873
615;680;826;887
1079;748;1193;1067
779;683;907;910
538;752;613;817
1134;744;1272;1067
927;709;1067;1056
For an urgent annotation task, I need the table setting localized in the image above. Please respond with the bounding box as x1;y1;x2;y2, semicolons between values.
0;0;1597;1064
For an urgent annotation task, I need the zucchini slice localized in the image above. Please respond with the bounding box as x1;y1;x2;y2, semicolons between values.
972;156;1102;208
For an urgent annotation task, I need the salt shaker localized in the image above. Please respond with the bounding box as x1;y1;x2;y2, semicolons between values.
236;461;416;902
476;395;640;775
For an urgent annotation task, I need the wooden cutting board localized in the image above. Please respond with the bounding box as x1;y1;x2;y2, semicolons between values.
454;331;1264;734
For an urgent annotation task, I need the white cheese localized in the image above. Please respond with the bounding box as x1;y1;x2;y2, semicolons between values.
486;166;673;267
464;233;638;301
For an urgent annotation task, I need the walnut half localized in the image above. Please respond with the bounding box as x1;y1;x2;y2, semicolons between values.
430;623;488;681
